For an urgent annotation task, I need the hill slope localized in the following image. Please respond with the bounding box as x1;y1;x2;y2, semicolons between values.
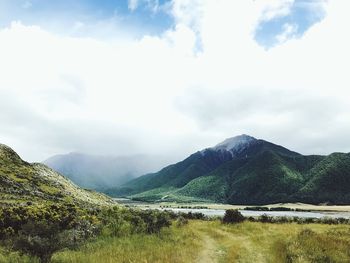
295;153;350;204
0;143;113;207
109;135;350;205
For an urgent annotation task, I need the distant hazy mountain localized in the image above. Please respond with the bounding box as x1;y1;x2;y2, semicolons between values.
110;135;350;205
43;153;173;190
0;143;112;206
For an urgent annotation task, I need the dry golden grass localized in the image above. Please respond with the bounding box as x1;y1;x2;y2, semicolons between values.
4;220;350;263
51;224;201;263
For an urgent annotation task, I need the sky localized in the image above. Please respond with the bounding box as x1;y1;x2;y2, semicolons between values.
0;0;349;162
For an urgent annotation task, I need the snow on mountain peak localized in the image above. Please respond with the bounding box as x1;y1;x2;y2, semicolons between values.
213;134;257;152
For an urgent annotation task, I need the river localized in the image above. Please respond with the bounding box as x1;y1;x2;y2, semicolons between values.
158;208;350;219
114;198;350;219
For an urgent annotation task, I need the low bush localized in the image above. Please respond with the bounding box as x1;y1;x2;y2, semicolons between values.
176;216;189;227
259;214;273;223
99;207;172;236
0;204;175;262
0;203;98;262
222;209;245;224
251;214;350;225
179;211;206;220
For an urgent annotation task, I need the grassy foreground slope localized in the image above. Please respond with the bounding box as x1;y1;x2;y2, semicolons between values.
49;220;350;263
0;143;112;207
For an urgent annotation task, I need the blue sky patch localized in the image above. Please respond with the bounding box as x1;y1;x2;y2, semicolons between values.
254;0;326;48
0;0;326;44
0;0;174;38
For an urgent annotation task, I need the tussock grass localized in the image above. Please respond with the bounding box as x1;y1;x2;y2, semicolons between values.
189;221;350;263
51;225;200;263
0;247;38;263
2;220;350;262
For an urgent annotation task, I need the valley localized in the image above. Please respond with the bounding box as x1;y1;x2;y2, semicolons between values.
2;140;350;262
1;0;348;261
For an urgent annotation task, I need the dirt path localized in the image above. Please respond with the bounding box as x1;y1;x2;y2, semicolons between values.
194;224;267;263
196;232;221;263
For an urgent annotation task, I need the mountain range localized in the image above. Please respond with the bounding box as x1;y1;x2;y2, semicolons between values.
0;143;112;207
108;135;350;205
43;153;173;190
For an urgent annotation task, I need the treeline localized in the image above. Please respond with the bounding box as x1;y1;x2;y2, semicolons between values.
223;209;350;225
160;205;209;209
244;206;312;212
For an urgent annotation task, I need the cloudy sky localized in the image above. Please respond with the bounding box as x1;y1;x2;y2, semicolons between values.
0;0;349;162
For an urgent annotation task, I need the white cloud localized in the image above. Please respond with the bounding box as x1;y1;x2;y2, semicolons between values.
0;0;350;162
258;0;294;21
276;23;298;43
128;0;139;11
128;0;165;13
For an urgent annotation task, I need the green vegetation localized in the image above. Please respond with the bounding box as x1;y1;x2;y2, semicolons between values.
0;144;112;207
2;142;350;262
1;196;350;262
222;209;245;224
108;138;350;205
108;149;235;197
244;206;312;212
176;175;227;202
0;143;178;262
52;225;200;263
0;204;176;262
296;153;350;204
0;203;99;262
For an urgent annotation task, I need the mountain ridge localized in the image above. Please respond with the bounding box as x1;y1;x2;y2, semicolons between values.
107;135;350;205
0;143;113;207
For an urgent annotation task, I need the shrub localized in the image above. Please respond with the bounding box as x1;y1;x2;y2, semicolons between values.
247;216;256;222
259;214;273;223
0;203;98;262
140;210;171;234
100;207;171;236
179;212;206;220
176;216;189;227
222;210;245;224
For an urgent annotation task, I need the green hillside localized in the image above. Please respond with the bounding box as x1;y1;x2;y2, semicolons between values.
107;135;350;205
0;143;113;207
110;149;233;196
296;153;350;204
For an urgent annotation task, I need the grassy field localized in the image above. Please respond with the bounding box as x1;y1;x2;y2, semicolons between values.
2;220;350;262
51;225;201;263
52;220;350;263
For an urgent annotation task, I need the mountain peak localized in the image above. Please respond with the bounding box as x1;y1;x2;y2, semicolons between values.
213;134;257;152
0;143;23;164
